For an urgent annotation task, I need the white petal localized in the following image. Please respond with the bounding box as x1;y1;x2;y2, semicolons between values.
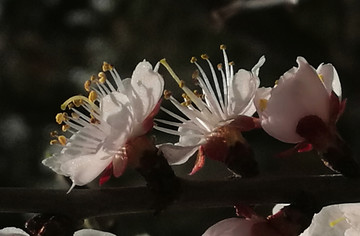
44;148;113;187
100;92;132;130
345;228;360;236
339;203;360;231
228;69;259;116
159;143;199;165
300;205;350;236
272;203;289;215
317;63;342;99
74;229;116;236
254;87;272;118
261;57;330;143
203;218;261;236
128;61;164;122
0;227;29;236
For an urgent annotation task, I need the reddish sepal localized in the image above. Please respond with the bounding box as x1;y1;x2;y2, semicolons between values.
189;146;205;175
99;163;113;186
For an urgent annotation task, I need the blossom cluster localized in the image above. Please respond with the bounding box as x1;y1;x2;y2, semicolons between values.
36;45;359;235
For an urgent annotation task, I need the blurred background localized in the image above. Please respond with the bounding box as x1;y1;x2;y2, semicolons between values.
0;0;360;234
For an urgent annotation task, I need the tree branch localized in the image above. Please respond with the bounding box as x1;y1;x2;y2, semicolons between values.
0;175;359;220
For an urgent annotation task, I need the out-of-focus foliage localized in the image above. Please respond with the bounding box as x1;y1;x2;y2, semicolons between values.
0;0;359;234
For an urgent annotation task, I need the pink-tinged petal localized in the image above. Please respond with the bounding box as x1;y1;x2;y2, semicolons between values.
189;145;205;175
158;143;199;165
317;63;342;99
128;61;164;122
141;98;162;133
74;229;116;236
112;153;128;177
203;218;264;236
261;57;330;143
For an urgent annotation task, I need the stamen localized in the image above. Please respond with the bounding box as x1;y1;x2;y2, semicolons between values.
50;140;58;145
90;75;97;81
55;112;68;124
190;57;197;63
102;61;114;72
84;80;91;92
259;99;268;112
50;131;58;137
201;54;209;60
98;72;107;83
71;112;80;119
329;217;346;227
62;124;70;132
58;135;67;146
163;90;172;100
88;91;97;102
61;95;96;111
160;58;210;113
220;44;226;50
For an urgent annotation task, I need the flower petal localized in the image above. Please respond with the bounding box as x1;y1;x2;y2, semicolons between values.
0;227;29;236
261;57;330;143
317;63;342;99
74;229;116;236
127;61;164;122
158;143;198;165
44;148;113;187
203;218;262;236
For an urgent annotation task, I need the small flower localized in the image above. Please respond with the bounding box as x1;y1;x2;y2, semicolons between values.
43;61;164;191
299;203;360;236
156;45;264;176
255;57;359;177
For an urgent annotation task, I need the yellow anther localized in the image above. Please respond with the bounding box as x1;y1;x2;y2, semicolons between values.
229;61;235;66
190;57;197;63
102;61;113;72
220;44;226;50
62;124;70;132
181;100;192;106
329;217;346;227
88;90;97;102
50;131;58;137
259;99;268;112
90;115;100;124
163;90;172;100
67;103;74;109
193;90;203;98
58;135;67;146
318;73;324;83
217;63;223;70
179;80;186;88
201;54;209;60
55;113;67;124
192;70;199;79
90;75;97;81
274;80;279;86
98;72;106;83
73;99;83;107
61;95;88;110
84;80;91;92
71;112;79;119
50;140;58;145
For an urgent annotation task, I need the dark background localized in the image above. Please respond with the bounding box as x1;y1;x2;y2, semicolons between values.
0;0;359;235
